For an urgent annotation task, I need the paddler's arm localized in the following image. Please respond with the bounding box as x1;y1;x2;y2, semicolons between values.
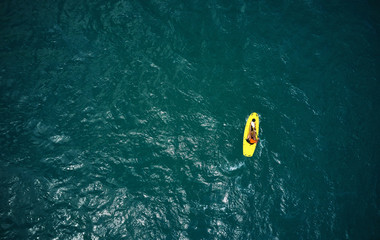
247;126;252;139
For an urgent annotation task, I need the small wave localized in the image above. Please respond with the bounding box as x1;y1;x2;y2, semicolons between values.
227;162;245;171
50;135;70;143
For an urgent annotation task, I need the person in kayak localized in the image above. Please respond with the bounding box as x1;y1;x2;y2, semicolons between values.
247;119;259;144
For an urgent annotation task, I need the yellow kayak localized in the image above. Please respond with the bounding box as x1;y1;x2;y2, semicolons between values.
243;112;259;157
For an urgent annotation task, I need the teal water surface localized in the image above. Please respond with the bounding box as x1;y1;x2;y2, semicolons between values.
1;0;379;239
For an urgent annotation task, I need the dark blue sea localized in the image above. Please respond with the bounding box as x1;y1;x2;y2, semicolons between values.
1;0;379;239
